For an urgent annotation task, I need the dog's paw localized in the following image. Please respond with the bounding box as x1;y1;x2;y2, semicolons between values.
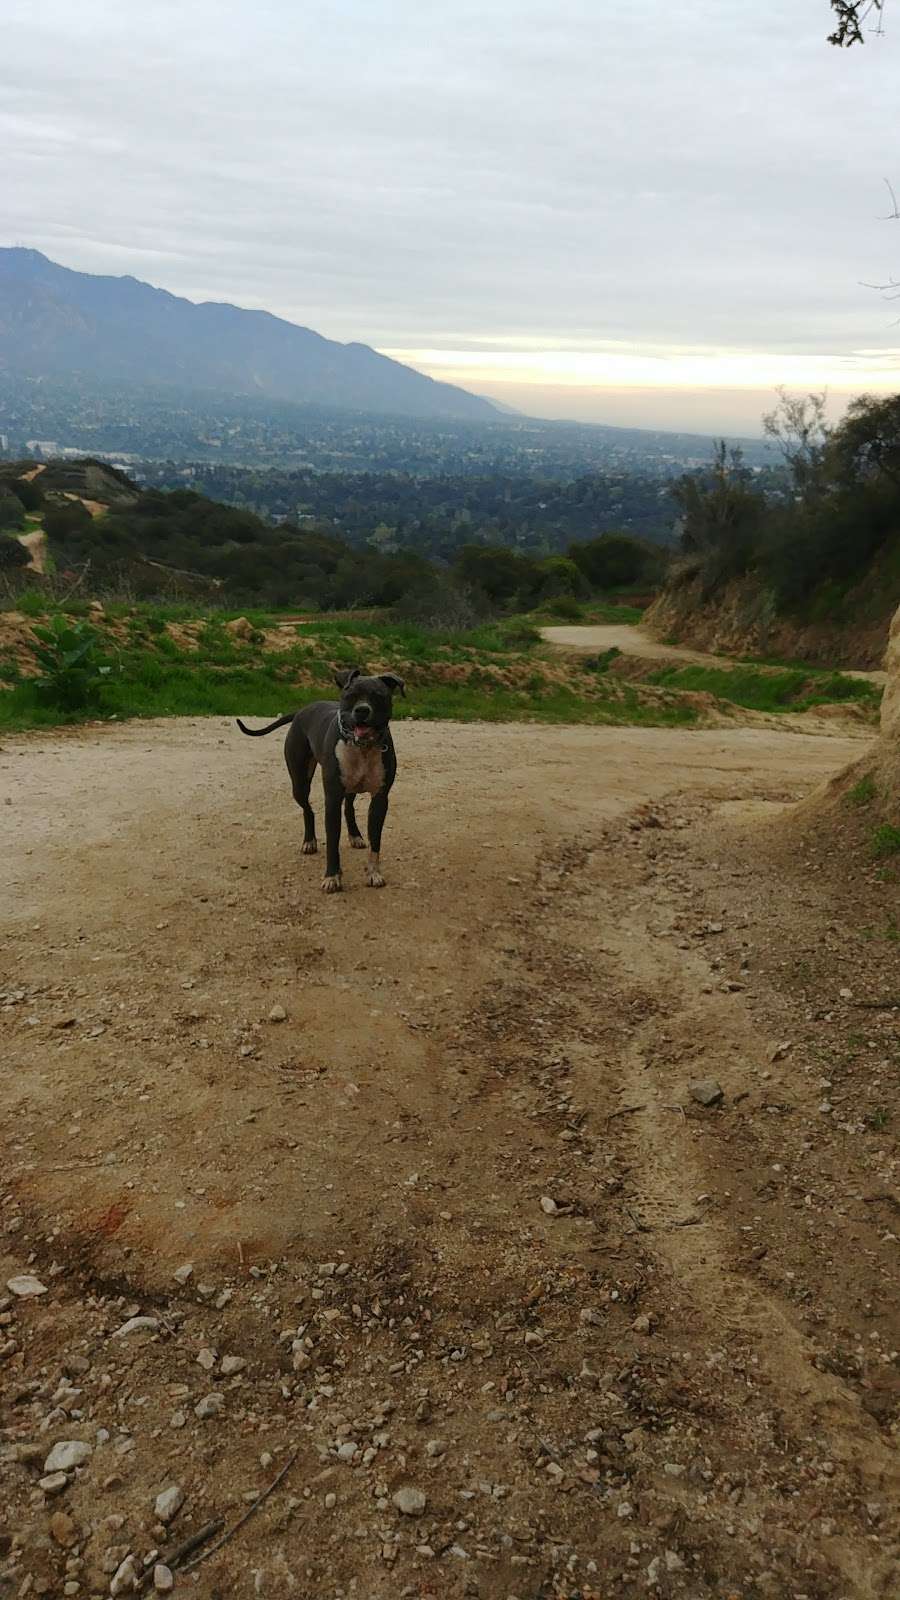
348;835;366;850
366;869;386;888
301;840;318;855
321;874;343;894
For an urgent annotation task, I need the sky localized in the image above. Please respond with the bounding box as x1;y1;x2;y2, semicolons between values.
3;0;899;434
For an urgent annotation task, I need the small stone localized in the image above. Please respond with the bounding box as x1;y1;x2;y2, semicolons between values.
169;1410;187;1429
194;1393;224;1420
154;1485;184;1524
40;1471;70;1495
7;1274;48;1297
196;1348;216;1370
392;1486;427;1516
631;1314;653;1334
112;1316;159;1339
173;1263;194;1285
220;1355;246;1376
665;1551;685;1572
110;1554;139;1596
268;1004;287;1023
50;1511;78;1547
324;1492;337;1509
425;1439;447;1458
153;1567;174;1594
689;1078;724;1107
44;1440;92;1473
539;1196;558;1216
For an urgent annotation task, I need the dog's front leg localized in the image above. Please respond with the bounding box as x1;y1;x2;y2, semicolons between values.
322;790;344;893
366;791;389;887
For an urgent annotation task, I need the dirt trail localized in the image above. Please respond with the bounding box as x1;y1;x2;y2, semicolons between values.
1;717;897;1599
541;623;888;685
16;527;48;574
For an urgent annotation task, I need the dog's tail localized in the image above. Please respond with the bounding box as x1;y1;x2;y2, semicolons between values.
235;714;295;737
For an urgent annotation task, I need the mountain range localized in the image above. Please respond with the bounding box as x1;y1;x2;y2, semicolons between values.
0;248;498;422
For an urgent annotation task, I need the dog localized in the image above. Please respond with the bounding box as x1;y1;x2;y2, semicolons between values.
236;668;404;893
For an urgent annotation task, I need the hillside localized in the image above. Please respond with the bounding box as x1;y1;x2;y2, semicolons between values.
0;249;498;422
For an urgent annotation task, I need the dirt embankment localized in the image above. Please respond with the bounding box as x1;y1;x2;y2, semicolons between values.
644;576;893;672
1;716;898;1599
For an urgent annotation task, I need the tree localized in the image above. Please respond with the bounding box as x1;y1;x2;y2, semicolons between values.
822;392;900;489
762;388;830;495
569;533;657;590
828;2;884;46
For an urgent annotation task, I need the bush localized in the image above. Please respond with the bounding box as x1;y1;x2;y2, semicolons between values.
31;616;113;710
0;536;30;570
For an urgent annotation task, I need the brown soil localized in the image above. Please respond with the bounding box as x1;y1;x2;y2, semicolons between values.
643;580;893;674
1;718;897;1599
541;623;887;687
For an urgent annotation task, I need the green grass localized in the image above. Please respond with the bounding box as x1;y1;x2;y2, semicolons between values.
645;663;881;714
871;824;900;859
847;774;877;808
0;603;696;733
0;659;698;733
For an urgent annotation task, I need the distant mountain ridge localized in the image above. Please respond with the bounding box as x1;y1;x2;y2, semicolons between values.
0;248;498;422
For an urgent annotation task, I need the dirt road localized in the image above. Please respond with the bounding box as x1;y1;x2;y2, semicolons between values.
541;623;888;685
2;716;897;1599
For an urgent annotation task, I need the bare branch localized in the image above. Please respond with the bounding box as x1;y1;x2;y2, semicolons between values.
878;178;900;220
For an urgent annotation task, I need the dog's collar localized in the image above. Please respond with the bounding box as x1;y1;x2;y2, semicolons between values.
336;711;389;752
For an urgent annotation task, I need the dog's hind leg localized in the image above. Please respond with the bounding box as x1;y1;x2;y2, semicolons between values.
344;796;366;848
287;740;318;855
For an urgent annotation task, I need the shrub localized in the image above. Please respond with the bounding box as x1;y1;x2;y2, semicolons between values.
31;616;113;710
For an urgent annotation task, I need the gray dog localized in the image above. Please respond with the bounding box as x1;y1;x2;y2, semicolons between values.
236;668;404;893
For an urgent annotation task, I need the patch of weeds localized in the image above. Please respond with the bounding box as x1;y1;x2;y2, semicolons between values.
13;589;49;617
864;1106;890;1132
872;824;900;859
847;773;877;808
31;616;114;711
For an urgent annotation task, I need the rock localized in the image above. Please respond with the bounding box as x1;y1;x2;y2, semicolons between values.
689;1078;724;1107
392;1486;427;1516
425;1439;447;1458
44;1440;92;1473
112;1316;159;1338
194;1393;224;1420
225;616;254;640
173;1263;194;1285
7;1274;48;1297
220;1355;246;1376
196;1348;216;1370
169;1410;187;1429
153;1566;174;1594
102;1545;131;1575
631;1314;653;1334
267;1004;287;1023
110;1554;139;1596
50;1511;77;1548
40;1471;70;1495
539;1196;558;1216
154;1484;184;1524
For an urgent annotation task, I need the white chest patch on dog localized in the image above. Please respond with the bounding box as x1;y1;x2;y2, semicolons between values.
337;739;385;796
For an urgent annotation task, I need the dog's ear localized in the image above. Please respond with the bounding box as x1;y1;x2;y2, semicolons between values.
334;666;362;690
379;672;406;698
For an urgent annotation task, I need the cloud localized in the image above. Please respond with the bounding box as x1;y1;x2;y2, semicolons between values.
3;0;898;429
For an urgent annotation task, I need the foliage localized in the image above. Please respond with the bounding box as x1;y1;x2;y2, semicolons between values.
828;1;883;47
872;823;900;858
0;488;26;531
569;533;665;589
671;393;900;617
647;662;880;715
0;536;30;570
30;615;113;709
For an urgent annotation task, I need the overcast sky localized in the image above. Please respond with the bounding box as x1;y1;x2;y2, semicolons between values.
4;0;899;432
